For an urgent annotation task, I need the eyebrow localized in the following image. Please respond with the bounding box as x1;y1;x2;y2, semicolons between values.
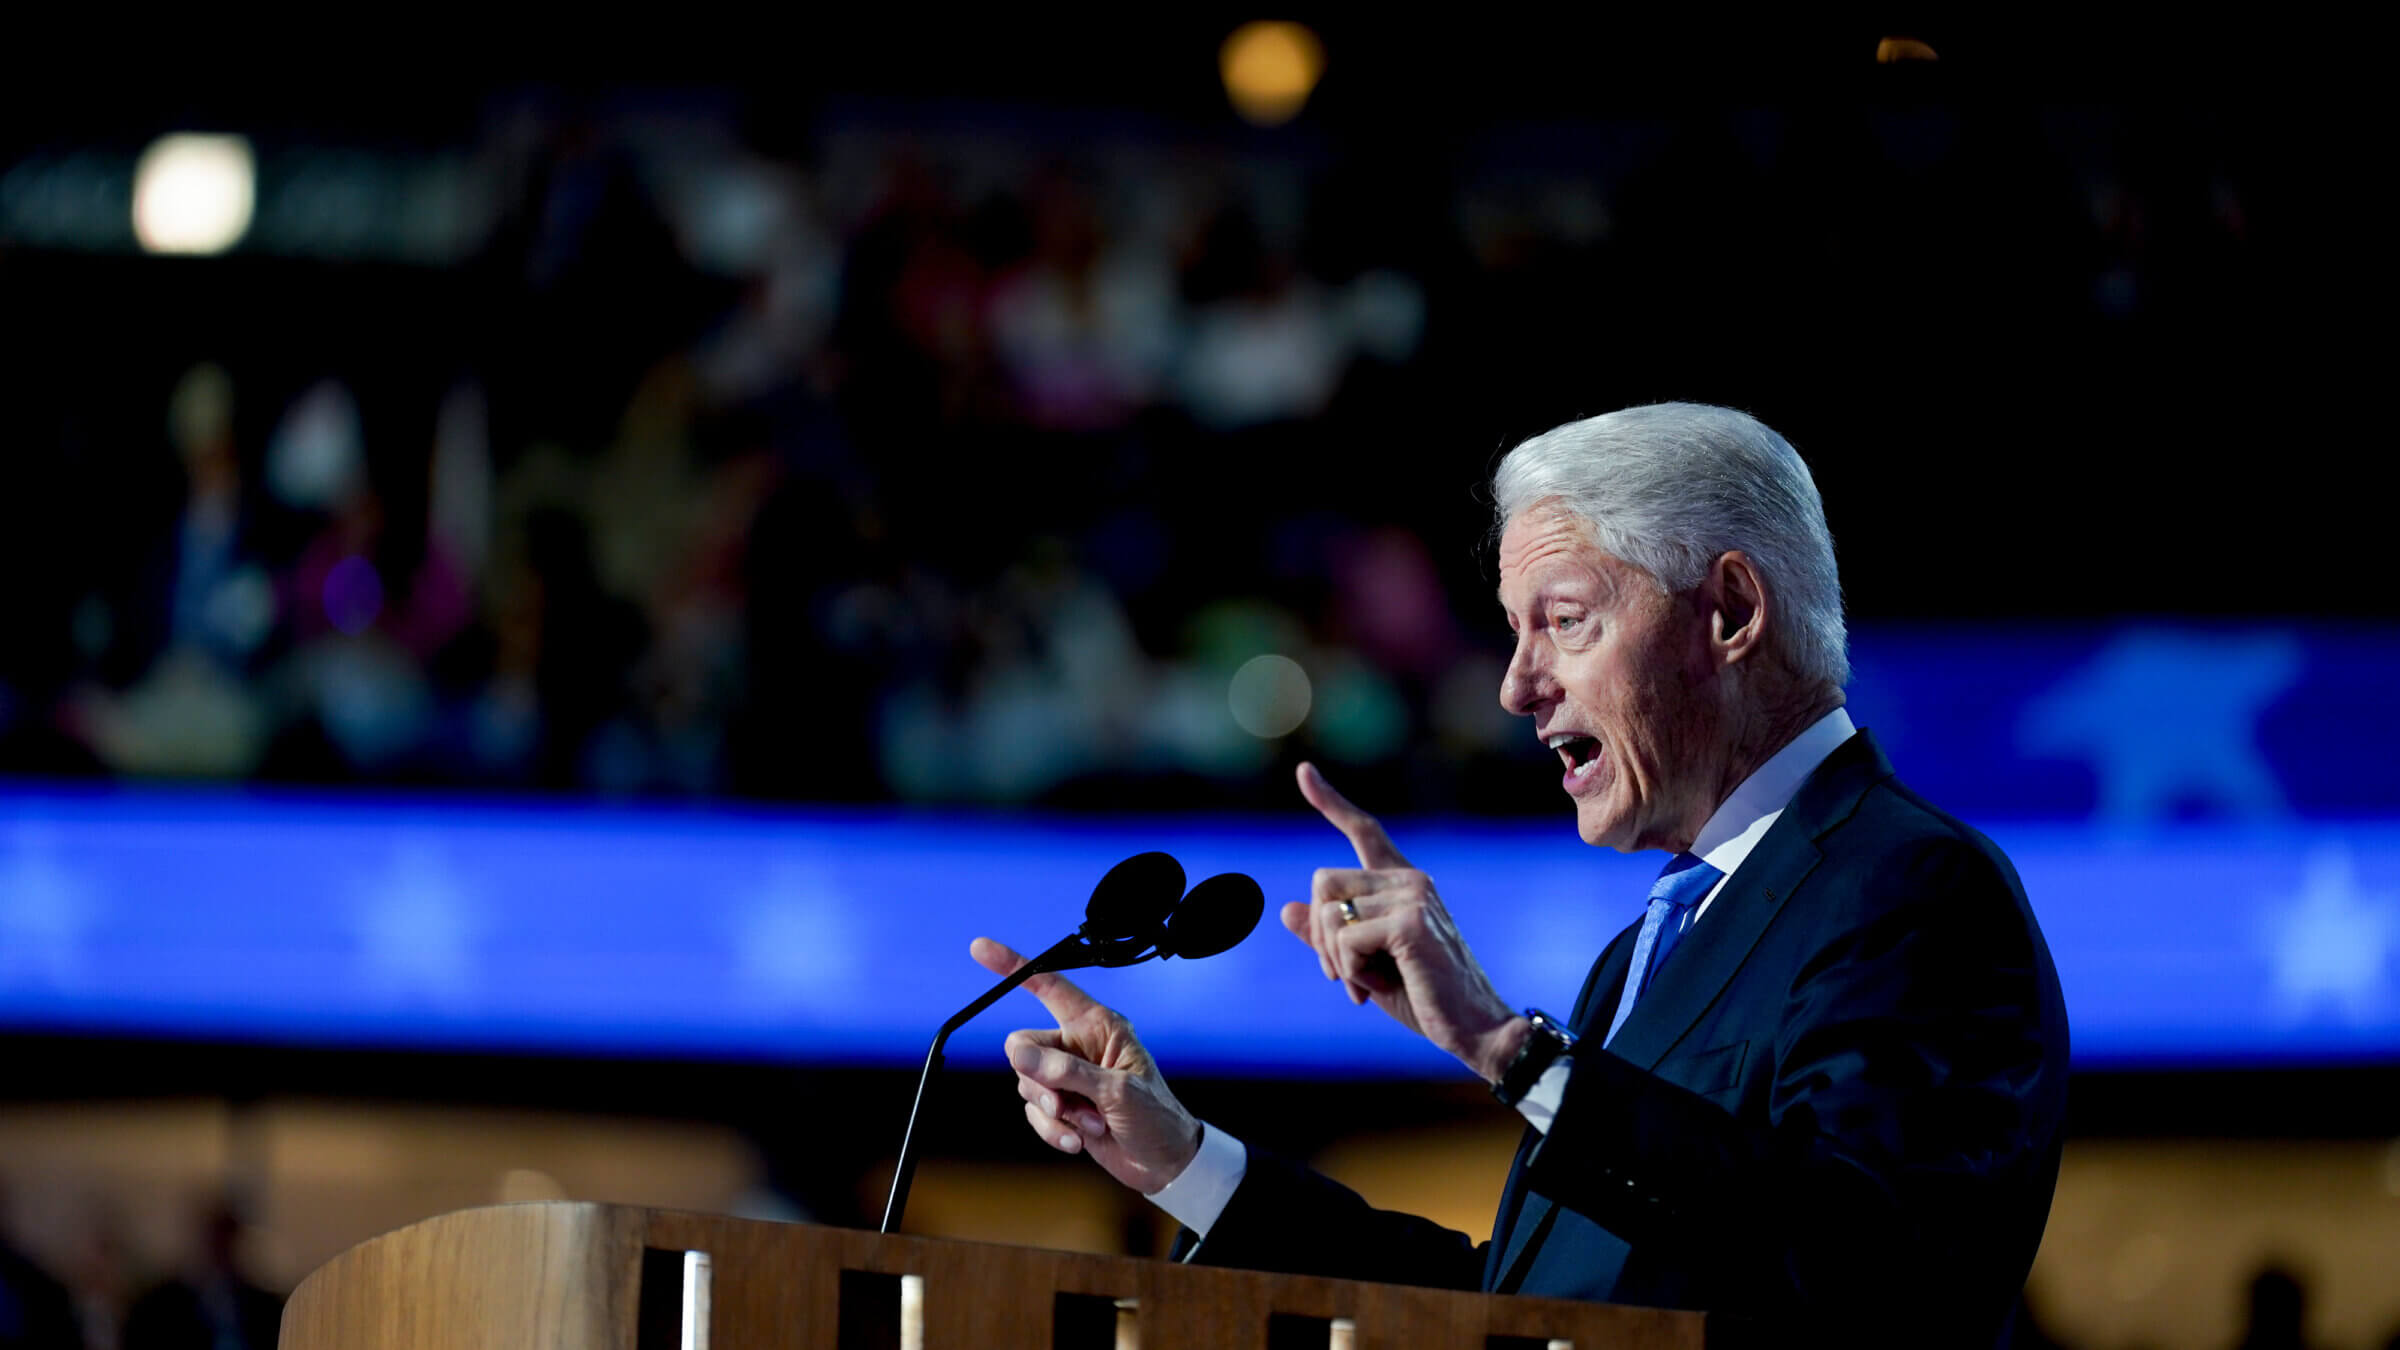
1497;570;1605;610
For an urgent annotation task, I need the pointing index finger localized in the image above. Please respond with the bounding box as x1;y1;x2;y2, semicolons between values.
970;936;1103;1026
1296;762;1410;869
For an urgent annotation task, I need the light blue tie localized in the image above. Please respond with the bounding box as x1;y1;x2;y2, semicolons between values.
1602;852;1724;1047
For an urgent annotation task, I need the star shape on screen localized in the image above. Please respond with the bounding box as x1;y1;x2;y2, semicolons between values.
2263;845;2398;1026
0;821;96;990
352;839;482;1010
728;857;862;1011
2018;628;2303;826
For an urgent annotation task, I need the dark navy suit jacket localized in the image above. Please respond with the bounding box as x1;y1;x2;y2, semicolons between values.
1182;730;2070;1347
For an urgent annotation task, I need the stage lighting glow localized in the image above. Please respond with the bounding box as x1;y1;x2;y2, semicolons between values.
132;133;255;255
1220;21;1325;127
1876;36;1940;62
1229;653;1312;738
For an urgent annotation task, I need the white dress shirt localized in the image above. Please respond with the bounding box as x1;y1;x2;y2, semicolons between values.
1147;706;1860;1239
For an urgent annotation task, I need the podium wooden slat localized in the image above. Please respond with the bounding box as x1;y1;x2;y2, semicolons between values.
281;1202;1708;1349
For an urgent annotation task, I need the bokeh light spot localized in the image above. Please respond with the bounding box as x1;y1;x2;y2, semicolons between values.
1876;36;1940;63
1229;653;1312;738
1220;21;1326;127
132;133;255;255
322;555;384;635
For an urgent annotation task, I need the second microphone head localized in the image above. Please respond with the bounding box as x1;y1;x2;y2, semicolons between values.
1160;871;1265;960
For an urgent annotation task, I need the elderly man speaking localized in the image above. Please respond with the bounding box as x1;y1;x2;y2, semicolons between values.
973;403;2070;1345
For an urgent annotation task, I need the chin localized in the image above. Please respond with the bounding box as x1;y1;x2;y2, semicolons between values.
1573;798;1640;852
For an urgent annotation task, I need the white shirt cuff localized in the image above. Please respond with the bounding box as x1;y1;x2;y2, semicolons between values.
1146;1119;1247;1237
1513;1058;1573;1134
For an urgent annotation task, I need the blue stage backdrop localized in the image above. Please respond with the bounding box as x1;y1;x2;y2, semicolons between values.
3;622;2395;1073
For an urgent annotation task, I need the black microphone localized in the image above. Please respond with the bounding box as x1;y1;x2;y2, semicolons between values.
879;853;1264;1233
1077;850;1187;954
1160;871;1266;960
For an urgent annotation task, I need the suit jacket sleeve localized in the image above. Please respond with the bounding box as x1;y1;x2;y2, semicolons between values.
1174;1142;1490;1290
1521;830;2065;1334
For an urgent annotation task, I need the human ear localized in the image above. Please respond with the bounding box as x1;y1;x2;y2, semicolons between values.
1709;552;1769;660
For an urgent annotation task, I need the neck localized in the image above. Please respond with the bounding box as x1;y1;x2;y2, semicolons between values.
1679;677;1843;849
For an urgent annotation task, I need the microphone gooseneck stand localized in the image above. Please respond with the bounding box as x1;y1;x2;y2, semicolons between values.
879;855;1261;1235
880;930;1139;1234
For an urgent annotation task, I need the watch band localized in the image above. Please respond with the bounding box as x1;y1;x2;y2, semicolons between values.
1491;1007;1577;1107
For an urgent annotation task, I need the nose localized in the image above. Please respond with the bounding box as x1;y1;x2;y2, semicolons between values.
1499;631;1547;717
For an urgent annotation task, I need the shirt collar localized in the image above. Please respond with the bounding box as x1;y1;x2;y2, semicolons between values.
1688;707;1857;879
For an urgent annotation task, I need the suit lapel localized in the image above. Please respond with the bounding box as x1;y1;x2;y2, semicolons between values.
1602;728;1891;1070
1569;923;1644;1035
1599;828;1816;1069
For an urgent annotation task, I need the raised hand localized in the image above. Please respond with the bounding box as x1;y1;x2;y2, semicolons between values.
971;937;1203;1195
1289;762;1524;1082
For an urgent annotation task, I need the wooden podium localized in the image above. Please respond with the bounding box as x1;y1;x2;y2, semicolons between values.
279;1202;1708;1349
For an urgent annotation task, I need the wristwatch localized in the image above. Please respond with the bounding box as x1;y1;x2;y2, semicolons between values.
1491;1008;1577;1107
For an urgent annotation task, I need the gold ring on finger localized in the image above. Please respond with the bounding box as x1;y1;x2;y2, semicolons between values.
1338;899;1361;924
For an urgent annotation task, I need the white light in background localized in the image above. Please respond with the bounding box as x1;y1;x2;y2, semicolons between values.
1220;21;1325;127
1229;654;1312;738
132;133;255;255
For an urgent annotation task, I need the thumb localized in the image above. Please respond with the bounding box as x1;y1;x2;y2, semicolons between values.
1279;900;1312;939
1280;900;1333;981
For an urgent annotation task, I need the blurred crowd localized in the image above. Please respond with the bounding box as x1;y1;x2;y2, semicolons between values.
0;90;2276;812
1;1193;277;1350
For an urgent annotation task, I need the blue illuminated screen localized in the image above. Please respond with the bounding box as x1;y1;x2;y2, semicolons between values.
3;622;2394;1072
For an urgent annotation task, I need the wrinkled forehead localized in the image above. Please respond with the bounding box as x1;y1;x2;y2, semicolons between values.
1495;506;1636;606
1497;504;1603;579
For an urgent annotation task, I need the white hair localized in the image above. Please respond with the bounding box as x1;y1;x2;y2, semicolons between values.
1491;401;1849;687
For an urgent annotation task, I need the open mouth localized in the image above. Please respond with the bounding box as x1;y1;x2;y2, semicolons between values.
1547;733;1602;779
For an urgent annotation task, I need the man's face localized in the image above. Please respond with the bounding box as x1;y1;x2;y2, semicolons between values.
1496;507;1723;852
